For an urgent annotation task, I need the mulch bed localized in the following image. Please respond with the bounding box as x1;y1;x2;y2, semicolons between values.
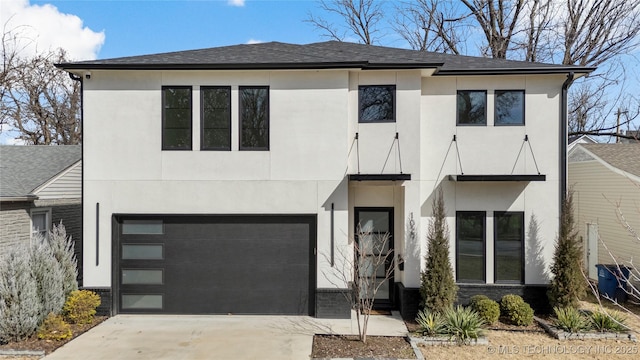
0;316;107;355
312;334;416;359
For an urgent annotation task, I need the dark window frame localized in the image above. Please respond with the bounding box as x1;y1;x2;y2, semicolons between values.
239;86;270;151
456;90;487;126
494;90;525;126
162;86;192;151
455;211;486;283
493;211;525;284
358;85;396;123
200;86;232;151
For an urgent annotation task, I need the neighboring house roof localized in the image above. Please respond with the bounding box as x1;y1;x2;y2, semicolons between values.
568;134;597;152
575;143;640;180
0;145;81;200
57;41;595;75
568;134;597;145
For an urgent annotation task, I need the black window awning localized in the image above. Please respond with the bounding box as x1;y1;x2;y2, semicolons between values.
348;174;411;181
448;174;546;182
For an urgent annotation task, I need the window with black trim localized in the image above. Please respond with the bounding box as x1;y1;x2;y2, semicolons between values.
162;86;192;150
201;86;231;150
456;211;486;282
457;90;487;125
494;212;524;283
239;86;269;150
359;85;395;123
495;90;525;125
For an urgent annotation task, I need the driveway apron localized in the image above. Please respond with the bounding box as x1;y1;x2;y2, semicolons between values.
44;312;408;360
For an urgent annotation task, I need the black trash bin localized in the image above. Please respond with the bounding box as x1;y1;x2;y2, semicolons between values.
596;264;629;302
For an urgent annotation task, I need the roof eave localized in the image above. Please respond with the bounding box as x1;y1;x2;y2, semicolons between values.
434;67;596;76
0;195;38;202
56;61;444;71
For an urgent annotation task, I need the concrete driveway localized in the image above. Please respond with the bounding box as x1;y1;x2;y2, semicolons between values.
44;312;408;360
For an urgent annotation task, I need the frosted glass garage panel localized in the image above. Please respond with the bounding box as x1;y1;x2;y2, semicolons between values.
122;294;163;309
122;244;164;260
122;269;163;285
122;220;163;234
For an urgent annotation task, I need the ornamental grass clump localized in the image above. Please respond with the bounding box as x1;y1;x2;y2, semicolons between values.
443;306;485;344
589;310;628;332
415;309;447;336
552;307;590;332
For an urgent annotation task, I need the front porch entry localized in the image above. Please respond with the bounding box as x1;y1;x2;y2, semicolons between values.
355;207;394;309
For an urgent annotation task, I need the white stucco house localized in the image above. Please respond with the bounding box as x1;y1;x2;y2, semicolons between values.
57;41;594;318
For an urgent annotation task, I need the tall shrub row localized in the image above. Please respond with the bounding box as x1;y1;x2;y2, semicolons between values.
0;223;78;343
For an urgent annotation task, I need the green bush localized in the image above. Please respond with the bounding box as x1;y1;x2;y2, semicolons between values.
469;295;490;308
63;290;101;324
589;310;627;332
553;307;590;332
415;309;447;336
500;295;533;326
420;189;457;313
547;191;586;309
37;313;72;341
472;298;500;325
443;306;485;344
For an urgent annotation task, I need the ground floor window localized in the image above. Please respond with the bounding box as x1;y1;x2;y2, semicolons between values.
456;211;486;282
30;208;51;241
494;212;524;283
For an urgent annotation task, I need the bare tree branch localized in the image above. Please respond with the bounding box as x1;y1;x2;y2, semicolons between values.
306;0;385;44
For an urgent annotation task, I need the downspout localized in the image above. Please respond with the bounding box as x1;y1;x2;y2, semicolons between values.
69;72;83;287
560;72;574;209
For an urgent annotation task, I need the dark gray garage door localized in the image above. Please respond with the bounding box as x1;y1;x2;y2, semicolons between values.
114;215;315;315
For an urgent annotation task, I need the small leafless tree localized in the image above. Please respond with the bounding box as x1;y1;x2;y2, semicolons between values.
323;227;399;343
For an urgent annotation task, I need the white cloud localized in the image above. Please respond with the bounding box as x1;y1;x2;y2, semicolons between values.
227;0;245;7
246;39;263;44
1;0;104;60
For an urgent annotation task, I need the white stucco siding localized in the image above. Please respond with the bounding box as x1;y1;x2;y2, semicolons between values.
348;71;422;176
82;69;353;287
417;75;563;286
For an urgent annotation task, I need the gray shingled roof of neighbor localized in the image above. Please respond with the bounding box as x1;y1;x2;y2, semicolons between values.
581;143;640;178
57;41;595;75
0;145;81;198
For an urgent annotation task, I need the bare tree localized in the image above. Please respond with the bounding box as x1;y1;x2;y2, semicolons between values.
306;0;385;44
0;25;81;145
322;227;399;343
309;0;640;140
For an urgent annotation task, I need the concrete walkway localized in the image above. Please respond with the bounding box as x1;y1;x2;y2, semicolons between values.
44;311;408;360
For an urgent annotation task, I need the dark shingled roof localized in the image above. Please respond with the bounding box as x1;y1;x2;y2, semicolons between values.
0;145;81;198
581;143;640;177
57;41;594;75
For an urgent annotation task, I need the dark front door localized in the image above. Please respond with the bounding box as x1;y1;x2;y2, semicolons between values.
354;208;394;309
114;215;316;315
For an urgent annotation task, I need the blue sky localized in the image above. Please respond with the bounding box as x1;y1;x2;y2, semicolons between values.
30;0;368;59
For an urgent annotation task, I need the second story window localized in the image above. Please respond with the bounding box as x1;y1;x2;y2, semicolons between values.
162;86;192;150
495;90;525;125
457;90;486;125
201;87;231;150
359;85;395;123
239;86;269;150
